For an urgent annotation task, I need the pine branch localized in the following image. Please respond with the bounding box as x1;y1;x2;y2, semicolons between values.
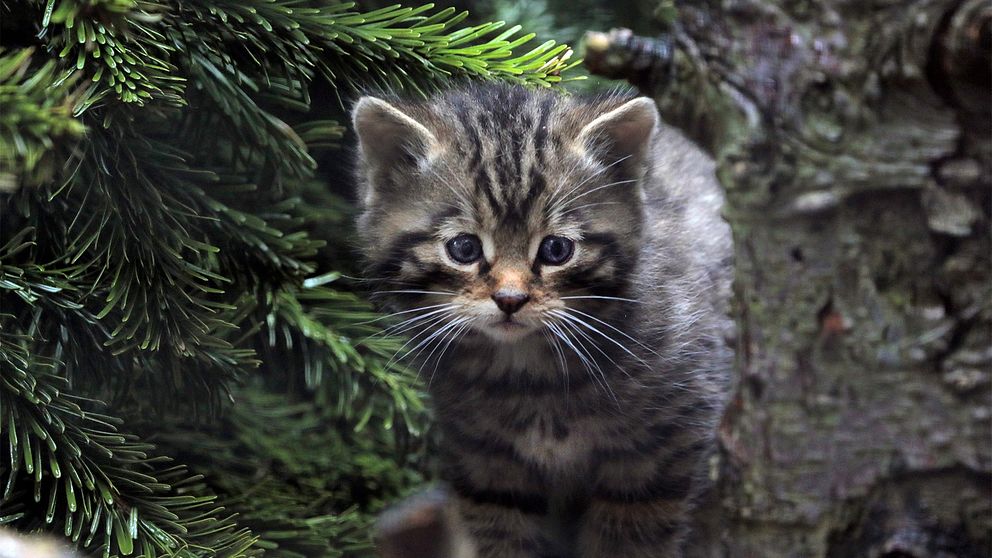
38;1;580;114
0;121;324;412
0;324;257;557
1;2;585;555
147;388;426;558
39;0;184;107
5;132;251;360
0;48;86;192
262;281;429;442
177;1;580;95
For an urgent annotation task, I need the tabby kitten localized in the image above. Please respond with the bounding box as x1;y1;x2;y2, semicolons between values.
353;84;733;558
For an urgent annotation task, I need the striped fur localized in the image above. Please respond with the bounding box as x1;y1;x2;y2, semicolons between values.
353;84;733;558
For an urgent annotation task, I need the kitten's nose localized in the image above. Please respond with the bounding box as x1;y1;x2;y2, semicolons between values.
492;290;530;315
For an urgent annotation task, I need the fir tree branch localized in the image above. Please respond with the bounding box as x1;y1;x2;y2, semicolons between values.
146;388;425;558
263;282;428;442
38;0;580;113
0;49;87;192
39;0;184;107
1;2;583;555
0;324;257;557
0;122;322;412
178;1;581;94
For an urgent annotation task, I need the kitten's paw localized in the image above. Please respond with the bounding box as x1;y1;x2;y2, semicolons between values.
0;527;78;558
375;487;476;558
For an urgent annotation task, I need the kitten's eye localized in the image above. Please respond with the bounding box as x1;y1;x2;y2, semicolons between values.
446;234;484;264
538;236;575;266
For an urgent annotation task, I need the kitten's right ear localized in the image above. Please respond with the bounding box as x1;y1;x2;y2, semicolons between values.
352;96;436;172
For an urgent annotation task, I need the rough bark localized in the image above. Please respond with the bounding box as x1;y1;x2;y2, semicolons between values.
586;1;991;556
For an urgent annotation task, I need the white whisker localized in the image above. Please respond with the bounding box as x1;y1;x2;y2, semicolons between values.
404;316;471;370
550;309;648;368
353;303;456;326
549;154;633;206
427;318;476;387
554;307;658;357
542;326;569;383
555;178;638;214
382;312;456;369
559;201;624;216
556;313;627;377
371;289;458;297
546;319;617;405
560;296;643;304
368;306;456;339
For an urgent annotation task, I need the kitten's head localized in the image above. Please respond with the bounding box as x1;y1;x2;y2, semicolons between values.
352;85;656;344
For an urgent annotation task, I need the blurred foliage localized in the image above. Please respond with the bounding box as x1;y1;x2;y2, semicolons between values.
457;0;642;93
0;1;577;556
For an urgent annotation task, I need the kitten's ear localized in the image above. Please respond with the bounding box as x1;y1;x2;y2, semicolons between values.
576;97;658;167
352;96;436;171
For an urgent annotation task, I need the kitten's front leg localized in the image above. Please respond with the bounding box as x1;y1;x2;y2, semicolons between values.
440;427;562;558
453;494;557;558
577;498;690;558
578;433;710;558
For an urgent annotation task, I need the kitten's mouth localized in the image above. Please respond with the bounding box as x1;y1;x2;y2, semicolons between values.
481;317;532;341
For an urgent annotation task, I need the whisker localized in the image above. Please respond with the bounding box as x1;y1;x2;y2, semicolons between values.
425;165;474;215
550;309;648;367
405;316;471;373
381;312;455;368
554;307;658;357
546;319;616;404
541;327;569;397
557;314;627;375
544;321;592;377
554;318;619;405
559;296;643;304
340;275;426;288
370;289;459;298
559;201;624;216
427;318;476;387
353;303;456;326
366;306;455;339
555;178;638;214
549;154;633;208
413;316;470;366
542;326;569;382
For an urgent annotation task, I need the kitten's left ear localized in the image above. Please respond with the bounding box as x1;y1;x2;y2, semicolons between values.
577;97;658;167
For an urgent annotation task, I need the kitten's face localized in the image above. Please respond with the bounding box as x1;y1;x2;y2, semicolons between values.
353;86;657;345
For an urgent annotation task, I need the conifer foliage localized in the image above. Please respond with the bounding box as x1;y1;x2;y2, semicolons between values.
0;1;577;555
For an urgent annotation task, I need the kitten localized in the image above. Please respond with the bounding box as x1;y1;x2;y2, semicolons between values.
353;84;733;558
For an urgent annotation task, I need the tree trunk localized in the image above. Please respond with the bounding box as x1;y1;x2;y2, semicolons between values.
586;1;990;556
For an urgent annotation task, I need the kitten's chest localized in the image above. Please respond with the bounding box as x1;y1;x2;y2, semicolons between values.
441;343;612;471
470;387;606;473
512;411;591;470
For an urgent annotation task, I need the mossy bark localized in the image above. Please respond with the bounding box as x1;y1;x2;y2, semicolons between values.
587;1;990;556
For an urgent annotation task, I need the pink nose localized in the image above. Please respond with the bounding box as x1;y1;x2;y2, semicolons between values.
492;291;530;315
